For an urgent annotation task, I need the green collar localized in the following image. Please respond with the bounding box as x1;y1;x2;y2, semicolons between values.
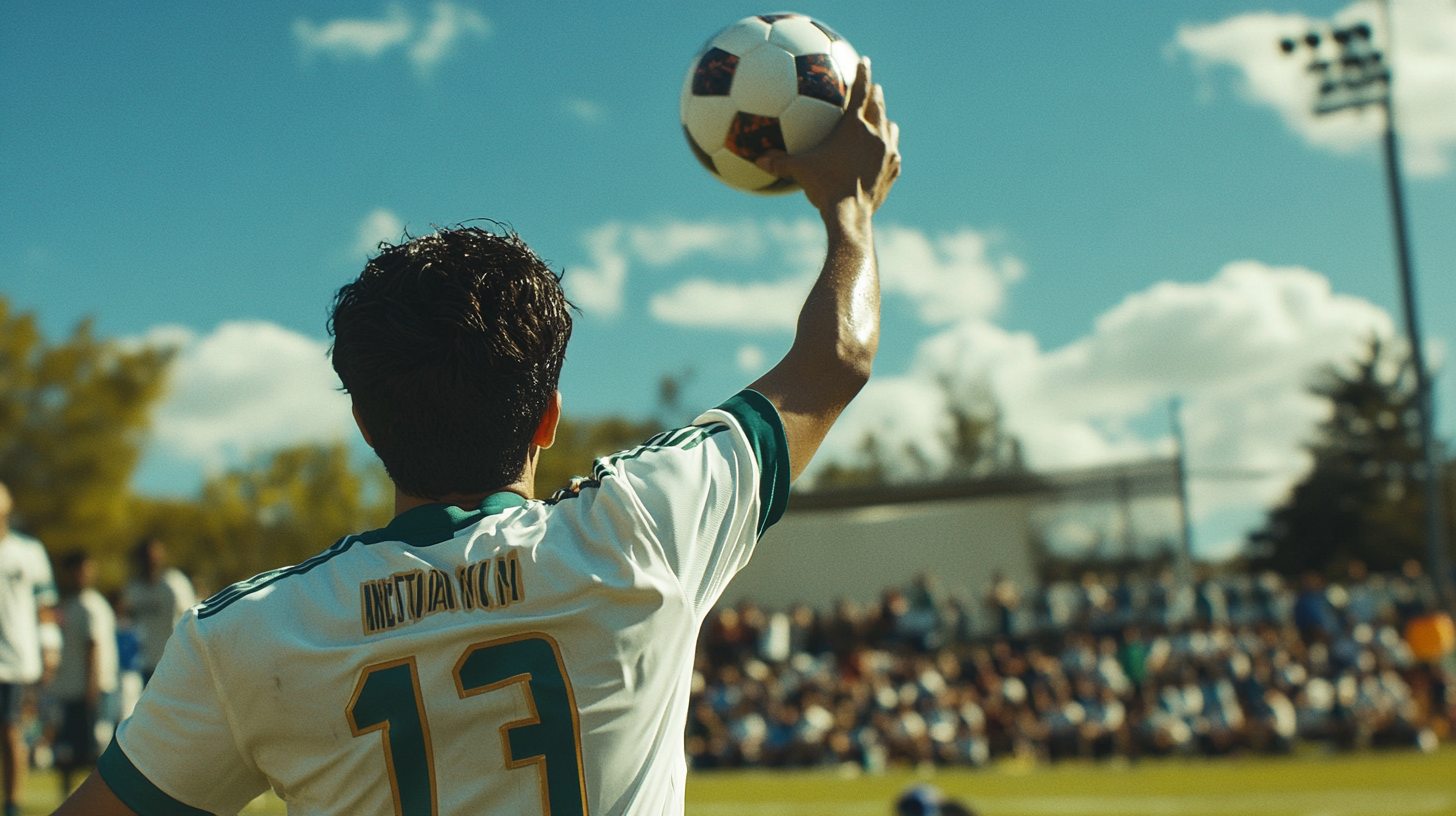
378;492;529;548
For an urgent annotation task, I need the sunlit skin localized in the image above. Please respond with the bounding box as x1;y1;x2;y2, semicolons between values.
52;57;899;816
749;59;901;482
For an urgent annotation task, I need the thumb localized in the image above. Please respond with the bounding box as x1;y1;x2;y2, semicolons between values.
754;149;794;179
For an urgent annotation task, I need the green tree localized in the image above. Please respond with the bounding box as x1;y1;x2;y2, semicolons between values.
1252;337;1451;575
0;297;173;556
534;371;688;497
937;378;1023;480
814;377;1022;489
535;416;659;498
128;443;394;591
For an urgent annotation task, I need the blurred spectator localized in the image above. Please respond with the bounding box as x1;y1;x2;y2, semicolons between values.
106;591;143;721
122;539;197;685
985;572;1019;639
1293;573;1341;642
0;483;59;816
688;567;1450;772
51;550;118;795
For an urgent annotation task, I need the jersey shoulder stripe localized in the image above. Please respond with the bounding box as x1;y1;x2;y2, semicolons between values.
715;389;790;534
551;389;789;535
196;494;530;620
589;424;730;481
196;534;360;620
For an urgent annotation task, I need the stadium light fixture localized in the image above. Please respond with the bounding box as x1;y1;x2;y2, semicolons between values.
1280;15;1452;612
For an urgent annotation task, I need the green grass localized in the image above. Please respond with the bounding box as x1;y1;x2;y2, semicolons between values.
27;746;1456;815
683;748;1456;816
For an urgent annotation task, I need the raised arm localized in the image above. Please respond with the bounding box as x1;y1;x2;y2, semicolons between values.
748;58;901;481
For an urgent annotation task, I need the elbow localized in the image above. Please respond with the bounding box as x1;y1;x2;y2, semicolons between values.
834;334;877;391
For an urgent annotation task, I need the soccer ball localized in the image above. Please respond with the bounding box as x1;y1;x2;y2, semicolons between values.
680;13;859;195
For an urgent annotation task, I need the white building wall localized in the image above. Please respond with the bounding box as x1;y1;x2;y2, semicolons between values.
719;495;1040;612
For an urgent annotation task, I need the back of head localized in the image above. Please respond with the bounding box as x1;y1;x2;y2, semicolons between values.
132;538;166;578
329;226;573;499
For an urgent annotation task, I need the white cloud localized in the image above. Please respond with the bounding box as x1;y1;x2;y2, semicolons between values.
147;322;356;467
818;261;1398;555
294;2;490;74
562;98;606;123
355;208;405;258
565;218;816;320
736;344;766;373
878;226;1024;324
644;219;814;328
563;222;628;316
409;2;490;69
646;222;1020;330
293;5;412;59
627;221;765;267
573;218;1020;331
1175;0;1456;176
651;278;809;331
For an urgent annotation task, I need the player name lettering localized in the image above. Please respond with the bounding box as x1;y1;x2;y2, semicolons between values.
359;551;526;635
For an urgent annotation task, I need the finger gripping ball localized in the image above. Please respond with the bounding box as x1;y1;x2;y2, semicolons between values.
681;13;859;195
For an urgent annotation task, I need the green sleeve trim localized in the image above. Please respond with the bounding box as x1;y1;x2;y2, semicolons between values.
98;737;215;816
716;389;790;535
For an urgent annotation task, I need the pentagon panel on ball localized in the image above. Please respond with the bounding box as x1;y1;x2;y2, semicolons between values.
680;12;860;195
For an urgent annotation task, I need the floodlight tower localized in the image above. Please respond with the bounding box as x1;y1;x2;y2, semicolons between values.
1280;18;1452;610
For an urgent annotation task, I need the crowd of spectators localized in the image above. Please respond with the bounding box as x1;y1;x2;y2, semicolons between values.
686;562;1454;771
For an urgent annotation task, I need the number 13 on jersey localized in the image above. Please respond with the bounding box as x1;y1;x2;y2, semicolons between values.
346;632;589;816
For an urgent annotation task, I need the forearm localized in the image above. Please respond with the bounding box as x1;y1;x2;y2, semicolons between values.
790;205;880;396
745;57;898;482
750;207;880;480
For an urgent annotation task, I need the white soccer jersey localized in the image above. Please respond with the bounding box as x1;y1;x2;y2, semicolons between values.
124;567;198;672
101;391;788;816
52;587;120;700
0;530;59;684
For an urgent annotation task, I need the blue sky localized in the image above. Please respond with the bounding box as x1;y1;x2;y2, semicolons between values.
3;1;1454;559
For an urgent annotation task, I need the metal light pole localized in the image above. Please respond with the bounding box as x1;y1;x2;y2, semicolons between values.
1280;18;1452;611
1169;398;1195;595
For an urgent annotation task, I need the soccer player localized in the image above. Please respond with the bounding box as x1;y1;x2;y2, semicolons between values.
52;550;119;796
56;59;899;816
0;482;61;816
121;539;196;685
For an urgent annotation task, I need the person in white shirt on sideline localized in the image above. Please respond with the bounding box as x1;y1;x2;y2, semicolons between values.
0;483;60;816
121;540;195;684
52;549;119;796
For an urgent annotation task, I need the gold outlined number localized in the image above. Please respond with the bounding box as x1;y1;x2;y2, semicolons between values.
347;633;587;816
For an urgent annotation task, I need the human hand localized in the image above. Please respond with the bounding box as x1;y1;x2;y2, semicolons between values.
754;58;901;222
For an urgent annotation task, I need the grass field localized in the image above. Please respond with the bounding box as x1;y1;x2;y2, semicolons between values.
25;746;1456;815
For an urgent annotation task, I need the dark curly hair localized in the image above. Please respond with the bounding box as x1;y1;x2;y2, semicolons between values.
329;226;573;499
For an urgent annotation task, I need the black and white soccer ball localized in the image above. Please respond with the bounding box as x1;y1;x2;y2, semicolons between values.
680;13;859;195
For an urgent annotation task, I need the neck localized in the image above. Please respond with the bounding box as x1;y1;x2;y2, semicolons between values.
393;447;540;517
393;481;533;516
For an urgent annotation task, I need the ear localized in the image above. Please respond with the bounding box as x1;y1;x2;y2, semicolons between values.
532;391;562;449
352;403;374;448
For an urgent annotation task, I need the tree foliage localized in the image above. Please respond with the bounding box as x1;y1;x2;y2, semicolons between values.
126;443;394;593
0;297;173;555
1252;337;1452;576
534;372;688;497
535;415;660;498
